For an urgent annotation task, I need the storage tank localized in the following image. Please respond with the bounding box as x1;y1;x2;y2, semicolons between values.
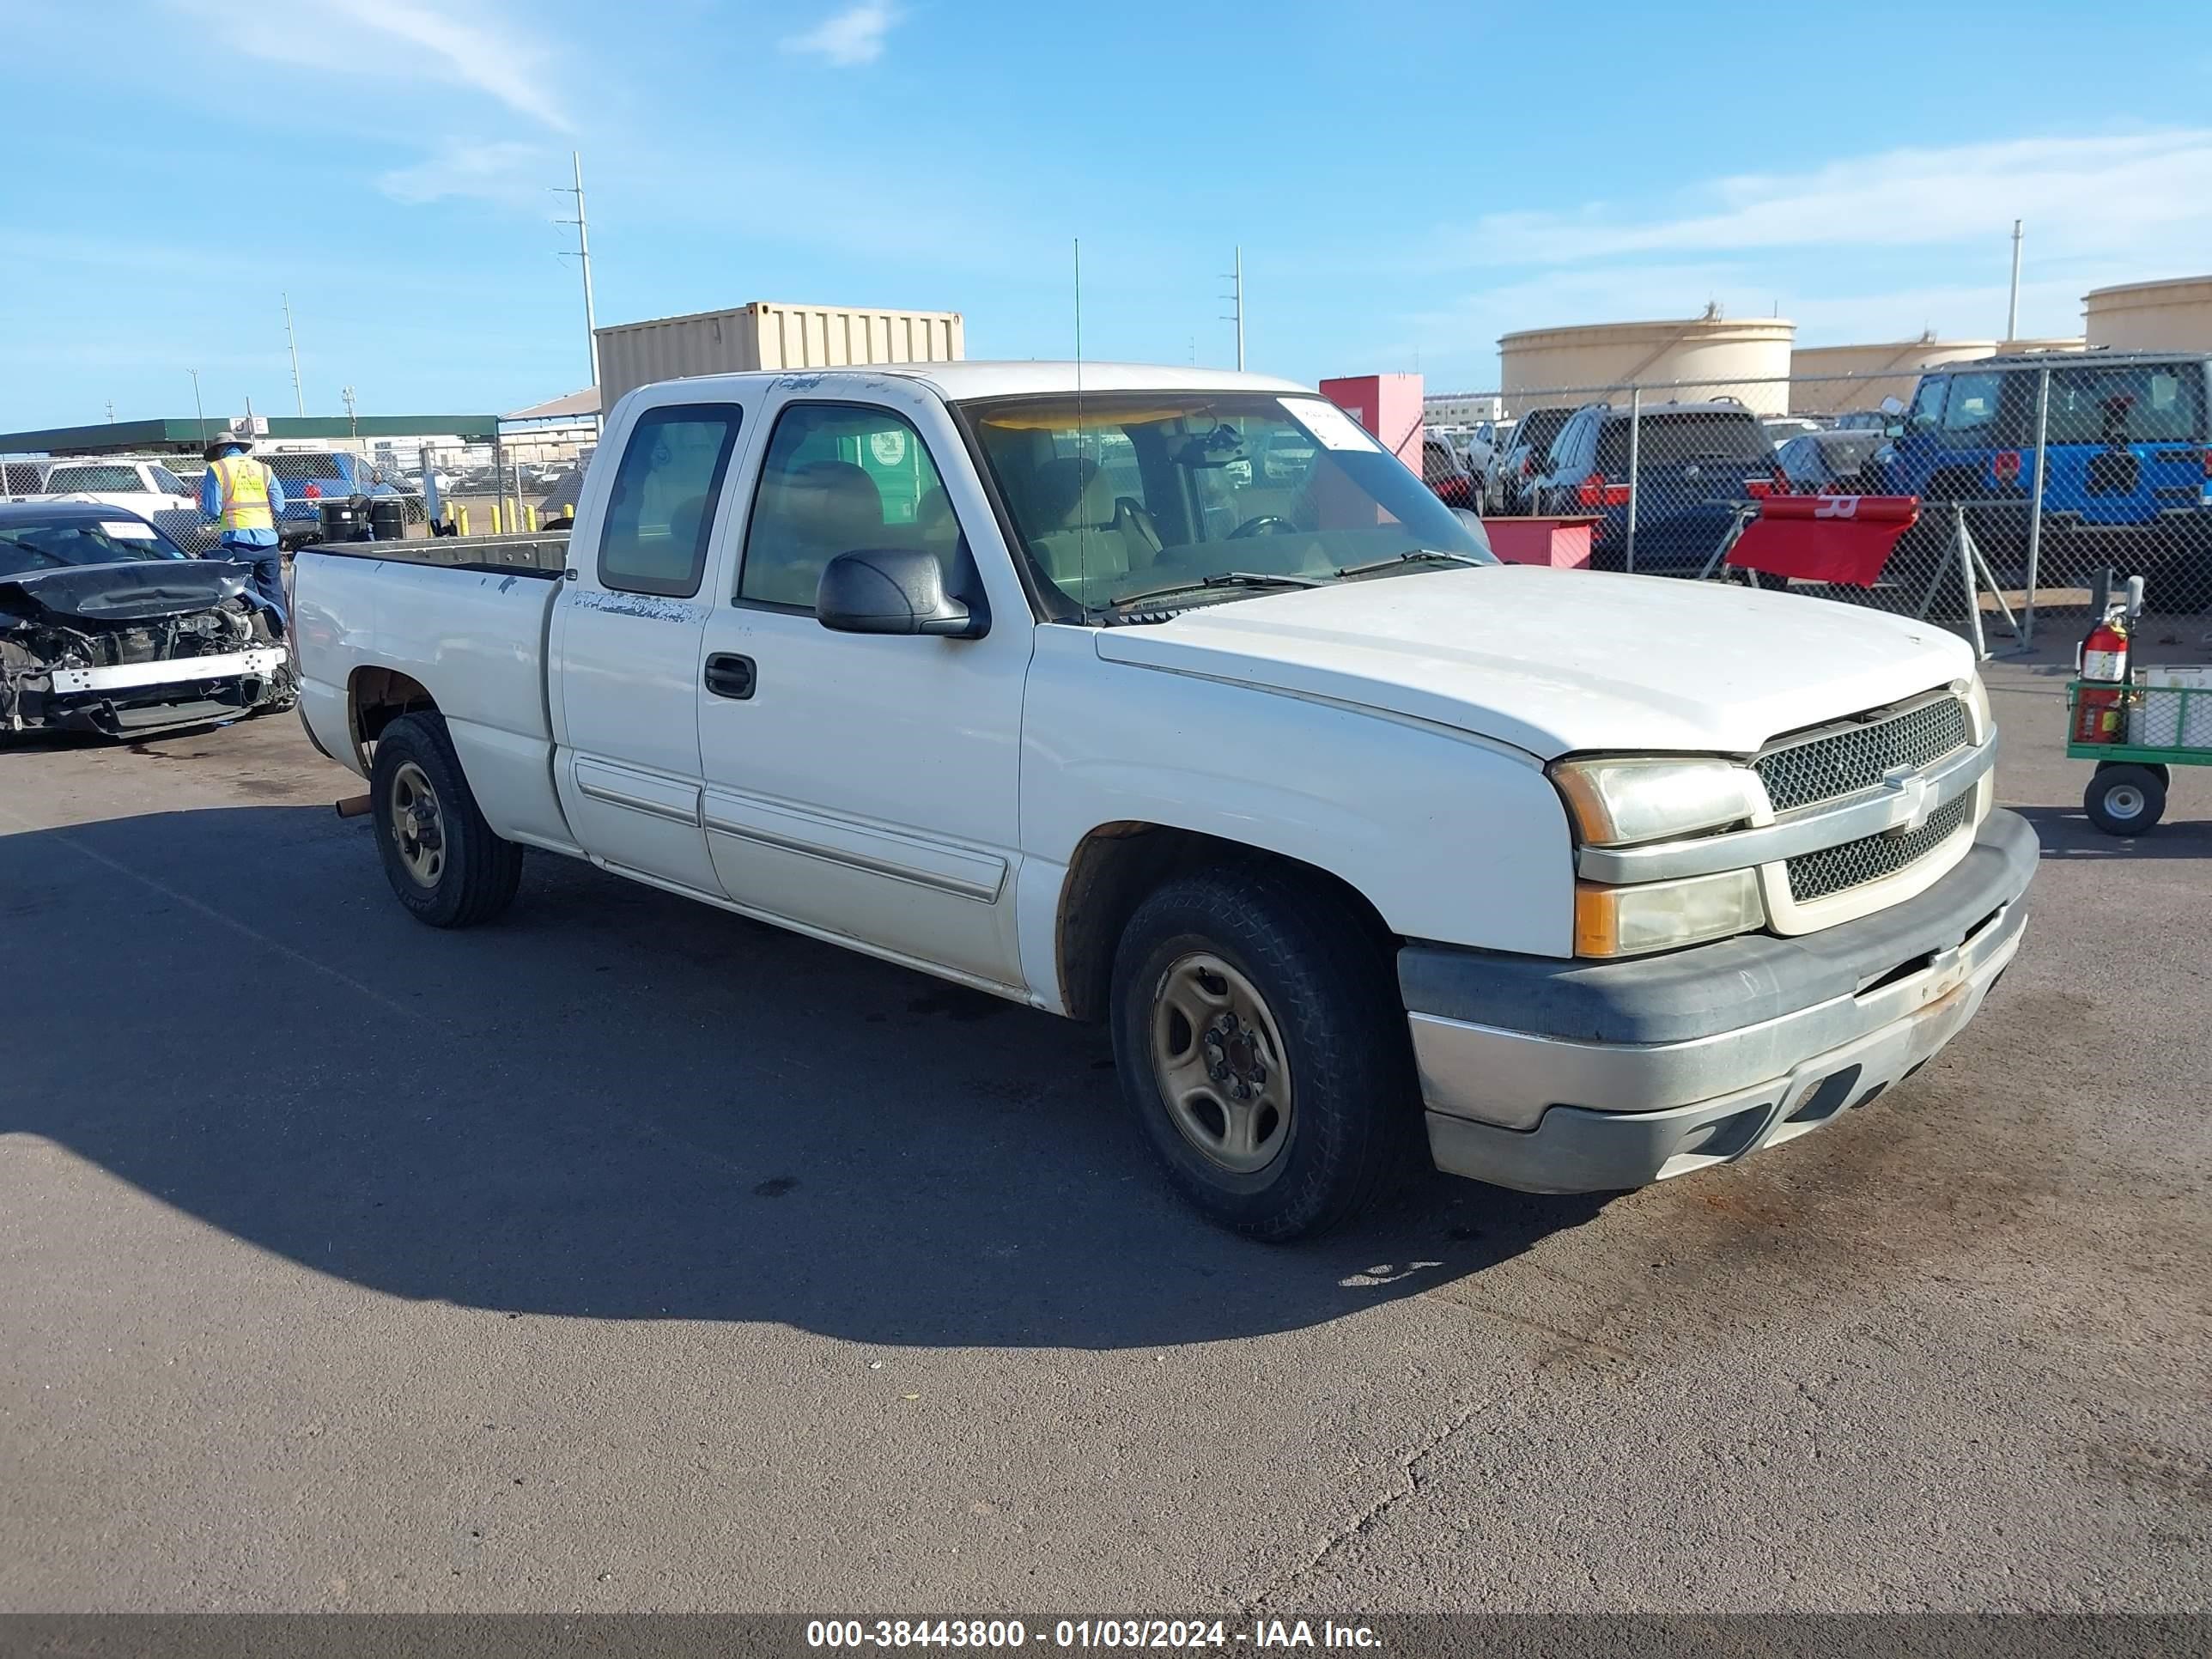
1996;337;2085;355
596;302;965;410
1499;312;1795;416
2084;277;2212;352
1787;337;1996;416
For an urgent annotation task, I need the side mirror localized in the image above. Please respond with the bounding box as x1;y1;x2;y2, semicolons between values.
817;547;987;639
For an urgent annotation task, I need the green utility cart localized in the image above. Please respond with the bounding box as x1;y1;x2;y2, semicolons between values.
2068;671;2212;835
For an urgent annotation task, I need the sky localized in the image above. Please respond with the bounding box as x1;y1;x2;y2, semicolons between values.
3;0;2209;432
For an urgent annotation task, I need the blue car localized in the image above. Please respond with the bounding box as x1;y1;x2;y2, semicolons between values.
1877;351;2212;585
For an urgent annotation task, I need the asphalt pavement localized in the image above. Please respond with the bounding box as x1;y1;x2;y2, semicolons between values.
2;654;2206;1613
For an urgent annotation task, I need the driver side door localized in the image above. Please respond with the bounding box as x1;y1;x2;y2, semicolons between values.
694;389;1033;989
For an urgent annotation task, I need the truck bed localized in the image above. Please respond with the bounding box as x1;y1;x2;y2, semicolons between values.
293;542;576;852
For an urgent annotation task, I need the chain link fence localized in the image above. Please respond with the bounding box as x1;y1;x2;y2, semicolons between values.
4;430;595;552
1426;352;2212;653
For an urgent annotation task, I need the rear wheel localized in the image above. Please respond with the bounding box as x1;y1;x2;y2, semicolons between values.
1109;865;1419;1241
2085;763;2166;836
369;712;523;926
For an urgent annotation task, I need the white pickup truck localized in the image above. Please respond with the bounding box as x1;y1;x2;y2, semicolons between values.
295;363;2034;1239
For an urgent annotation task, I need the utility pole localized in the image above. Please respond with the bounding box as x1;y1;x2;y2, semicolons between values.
188;369;207;442
106;400;115;422
341;385;358;442
2006;219;2024;342
1220;246;1245;371
283;292;305;415
554;151;600;391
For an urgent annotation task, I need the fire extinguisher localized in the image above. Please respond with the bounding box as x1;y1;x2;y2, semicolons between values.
2075;612;2130;744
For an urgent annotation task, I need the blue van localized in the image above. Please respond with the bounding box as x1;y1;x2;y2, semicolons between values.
257;449;404;545
1879;351;2212;581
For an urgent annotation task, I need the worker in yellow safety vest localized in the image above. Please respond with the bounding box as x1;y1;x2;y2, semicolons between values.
198;431;289;635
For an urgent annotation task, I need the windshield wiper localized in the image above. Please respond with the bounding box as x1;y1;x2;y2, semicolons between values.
1334;549;1489;580
1107;570;1325;611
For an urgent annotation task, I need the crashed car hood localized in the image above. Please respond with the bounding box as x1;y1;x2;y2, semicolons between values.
0;559;252;623
1090;563;1975;758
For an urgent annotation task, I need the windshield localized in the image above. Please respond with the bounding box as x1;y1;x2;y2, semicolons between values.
45;464;143;493
1596;411;1771;472
149;463;189;495
962;392;1492;614
0;514;185;575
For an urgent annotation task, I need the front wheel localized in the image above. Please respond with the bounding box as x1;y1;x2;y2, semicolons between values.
369;712;524;925
1109;866;1419;1241
2085;763;2166;836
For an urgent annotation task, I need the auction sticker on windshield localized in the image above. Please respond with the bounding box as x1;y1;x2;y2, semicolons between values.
100;521;157;539
1279;398;1382;453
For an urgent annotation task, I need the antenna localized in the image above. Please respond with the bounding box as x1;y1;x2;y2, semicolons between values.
283;292;305;415
106;399;115;422
1073;236;1087;595
1219;246;1245;370
553;151;601;391
341;384;359;442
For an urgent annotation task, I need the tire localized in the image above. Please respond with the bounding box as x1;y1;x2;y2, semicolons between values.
2084;763;2166;836
368;712;524;926
1109;864;1419;1241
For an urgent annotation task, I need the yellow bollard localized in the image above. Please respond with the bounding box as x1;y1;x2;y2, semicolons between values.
525;504;538;532
489;502;502;536
456;505;471;537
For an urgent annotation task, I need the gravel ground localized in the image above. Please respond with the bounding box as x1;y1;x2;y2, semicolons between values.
1;653;2206;1614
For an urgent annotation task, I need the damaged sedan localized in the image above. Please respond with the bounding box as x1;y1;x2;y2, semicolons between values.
0;501;293;738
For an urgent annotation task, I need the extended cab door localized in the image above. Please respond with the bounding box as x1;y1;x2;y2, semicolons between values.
694;385;1031;989
550;393;757;897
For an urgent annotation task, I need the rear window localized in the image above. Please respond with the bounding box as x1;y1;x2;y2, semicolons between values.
2043;363;2207;446
263;452;348;483
1596;412;1769;473
45;464;141;492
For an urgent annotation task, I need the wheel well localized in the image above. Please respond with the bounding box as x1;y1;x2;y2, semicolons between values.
1054;823;1399;1022
349;666;437;762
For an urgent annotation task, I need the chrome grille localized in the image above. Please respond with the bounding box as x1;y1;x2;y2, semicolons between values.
1756;696;1972;813
1785;794;1972;902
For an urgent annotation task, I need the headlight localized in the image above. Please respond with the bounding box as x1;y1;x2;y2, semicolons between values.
1551;756;1759;846
1961;674;1992;743
1574;869;1764;957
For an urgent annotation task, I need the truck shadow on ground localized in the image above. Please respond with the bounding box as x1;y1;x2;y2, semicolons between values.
2;804;1607;1350
2016;804;2212;860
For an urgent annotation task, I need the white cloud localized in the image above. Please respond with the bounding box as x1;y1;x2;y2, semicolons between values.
170;0;573;130
781;3;900;66
377;140;550;208
1454;131;2212;267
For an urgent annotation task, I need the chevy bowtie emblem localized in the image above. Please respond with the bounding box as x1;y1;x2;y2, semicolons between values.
1881;766;1933;836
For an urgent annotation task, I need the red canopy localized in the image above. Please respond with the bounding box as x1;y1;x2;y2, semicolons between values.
1725;495;1920;586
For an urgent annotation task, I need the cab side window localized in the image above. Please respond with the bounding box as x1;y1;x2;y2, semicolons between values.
1908;377;1948;431
738;403;962;610
599;404;743;598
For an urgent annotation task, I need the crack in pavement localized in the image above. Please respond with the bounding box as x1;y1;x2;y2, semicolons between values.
1237;1399;1493;1613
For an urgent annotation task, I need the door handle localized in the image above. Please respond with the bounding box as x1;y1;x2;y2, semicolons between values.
704;653;756;700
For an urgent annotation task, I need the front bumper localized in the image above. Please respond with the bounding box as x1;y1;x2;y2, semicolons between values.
1406;809;2036;1194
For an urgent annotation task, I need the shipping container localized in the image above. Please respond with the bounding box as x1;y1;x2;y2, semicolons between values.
595;302;965;410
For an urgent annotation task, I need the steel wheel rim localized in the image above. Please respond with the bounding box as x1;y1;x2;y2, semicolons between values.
389;761;447;888
2106;784;2146;821
1149;952;1293;1175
